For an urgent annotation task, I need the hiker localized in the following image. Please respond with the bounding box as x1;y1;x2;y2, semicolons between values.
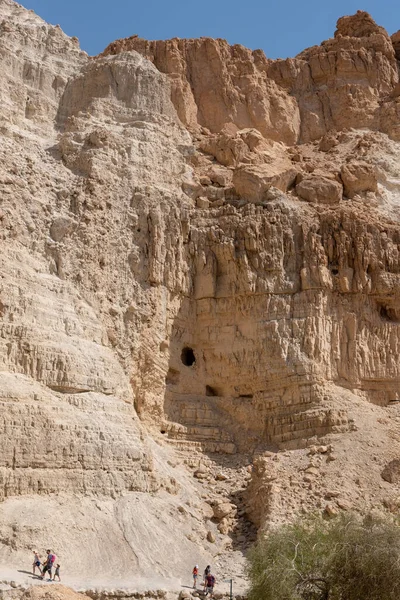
41;549;56;581
205;573;216;598
53;564;61;582
192;564;199;589
32;550;42;575
203;565;211;591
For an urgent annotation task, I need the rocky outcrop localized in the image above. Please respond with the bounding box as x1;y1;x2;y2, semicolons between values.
103;11;400;145
268;11;399;141
382;459;400;484
101;36;300;145
341;161;378;197
3;0;400;583
0;0;216;583
392;30;400;60
296;175;342;204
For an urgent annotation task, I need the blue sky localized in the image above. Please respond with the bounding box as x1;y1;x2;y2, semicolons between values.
18;0;400;59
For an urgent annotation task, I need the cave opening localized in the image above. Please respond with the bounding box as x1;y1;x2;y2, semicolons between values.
206;385;218;397
181;347;196;366
378;304;400;323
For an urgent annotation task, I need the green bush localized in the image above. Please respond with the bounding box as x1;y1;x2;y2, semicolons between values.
247;513;400;600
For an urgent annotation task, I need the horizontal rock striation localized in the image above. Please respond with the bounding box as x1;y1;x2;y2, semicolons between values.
2;0;400;573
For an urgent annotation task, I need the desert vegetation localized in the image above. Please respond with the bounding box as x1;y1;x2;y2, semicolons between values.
247;513;400;600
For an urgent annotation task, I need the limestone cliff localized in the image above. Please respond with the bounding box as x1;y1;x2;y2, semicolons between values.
102;10;400;143
2;0;400;589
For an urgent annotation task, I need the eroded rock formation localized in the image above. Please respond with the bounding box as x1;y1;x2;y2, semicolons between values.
1;0;400;587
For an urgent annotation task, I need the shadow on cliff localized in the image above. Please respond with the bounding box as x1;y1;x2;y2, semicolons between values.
160;297;261;552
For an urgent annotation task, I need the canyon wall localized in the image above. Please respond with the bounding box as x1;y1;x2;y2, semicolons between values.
1;0;400;582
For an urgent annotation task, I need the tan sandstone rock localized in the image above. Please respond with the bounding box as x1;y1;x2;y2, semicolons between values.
381;460;400;484
233;164;297;202
296;176;343;204
101;37;300;145
341;161;378;197
213;502;237;520
3;0;400;586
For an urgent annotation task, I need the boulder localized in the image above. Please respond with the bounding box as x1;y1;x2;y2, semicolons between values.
207;530;216;543
296;176;343;204
337;499;351;511
50;216;76;242
392;30;400;60
208;165;233;187
324;504;339;518
381;459;400;484
233;164;297;202
217;518;230;534
213;502;236;520
341;161;378;197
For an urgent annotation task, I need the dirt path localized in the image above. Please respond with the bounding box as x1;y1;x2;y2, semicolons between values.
0;565;247;597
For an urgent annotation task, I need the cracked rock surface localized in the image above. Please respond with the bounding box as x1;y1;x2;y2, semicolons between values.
2;1;400;594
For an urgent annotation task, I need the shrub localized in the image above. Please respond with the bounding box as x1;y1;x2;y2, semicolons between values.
247;513;400;600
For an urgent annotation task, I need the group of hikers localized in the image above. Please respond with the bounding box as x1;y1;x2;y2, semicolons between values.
192;565;215;597
32;549;61;582
33;551;216;591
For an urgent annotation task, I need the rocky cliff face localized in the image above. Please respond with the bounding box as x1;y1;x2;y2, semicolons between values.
102;10;400;143
2;0;400;587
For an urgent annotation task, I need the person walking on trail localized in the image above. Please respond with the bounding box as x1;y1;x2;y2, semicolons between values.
192;565;199;588
203;565;211;591
205;573;216;598
53;564;61;582
41;549;56;581
32;550;42;576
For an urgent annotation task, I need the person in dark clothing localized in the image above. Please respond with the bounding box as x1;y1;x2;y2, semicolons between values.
205;573;216;597
203;565;211;591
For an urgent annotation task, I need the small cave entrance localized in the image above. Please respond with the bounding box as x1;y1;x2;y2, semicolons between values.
380;305;390;321
206;385;218;397
378;304;400;323
181;347;196;366
328;262;339;275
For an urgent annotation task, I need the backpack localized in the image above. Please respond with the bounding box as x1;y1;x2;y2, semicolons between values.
50;554;57;565
207;575;215;586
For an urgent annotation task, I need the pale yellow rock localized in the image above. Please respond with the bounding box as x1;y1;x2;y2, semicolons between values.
3;0;400;587
296;176;343;204
233;164;297;202
341;161;378;197
213;502;237;520
324;504;339;517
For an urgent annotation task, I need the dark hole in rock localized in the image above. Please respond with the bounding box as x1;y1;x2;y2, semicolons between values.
331;267;339;275
181;347;195;366
379;304;400;322
206;385;218;397
239;394;253;399
160;430;166;435
380;305;390;320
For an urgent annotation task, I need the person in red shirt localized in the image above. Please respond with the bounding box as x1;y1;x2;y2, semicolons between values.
192;565;199;589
